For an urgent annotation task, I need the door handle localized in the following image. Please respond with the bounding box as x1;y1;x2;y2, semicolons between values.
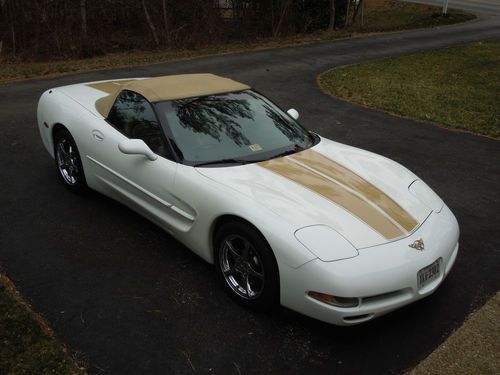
92;130;104;141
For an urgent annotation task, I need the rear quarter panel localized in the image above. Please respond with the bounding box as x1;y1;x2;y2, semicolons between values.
37;88;107;187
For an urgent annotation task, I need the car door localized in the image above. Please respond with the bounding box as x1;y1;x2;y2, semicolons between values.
87;89;186;233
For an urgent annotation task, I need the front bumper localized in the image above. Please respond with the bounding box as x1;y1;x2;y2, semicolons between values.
280;204;459;325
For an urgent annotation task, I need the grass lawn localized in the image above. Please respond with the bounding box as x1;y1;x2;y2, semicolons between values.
409;292;500;375
0;0;474;83
0;273;84;374
318;40;500;139
350;0;475;32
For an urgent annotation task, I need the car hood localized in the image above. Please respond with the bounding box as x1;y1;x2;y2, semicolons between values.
196;138;434;249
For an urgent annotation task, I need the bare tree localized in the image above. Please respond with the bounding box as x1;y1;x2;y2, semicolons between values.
142;0;160;47
162;0;170;45
0;0;356;61
328;0;336;31
10;23;15;55
350;0;364;26
273;0;292;37
80;0;88;41
345;0;351;28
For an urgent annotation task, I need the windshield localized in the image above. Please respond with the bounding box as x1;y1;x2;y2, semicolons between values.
155;90;316;166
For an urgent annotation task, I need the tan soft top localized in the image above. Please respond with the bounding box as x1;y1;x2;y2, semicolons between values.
89;74;250;118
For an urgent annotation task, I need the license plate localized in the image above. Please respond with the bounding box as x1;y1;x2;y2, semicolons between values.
417;259;441;289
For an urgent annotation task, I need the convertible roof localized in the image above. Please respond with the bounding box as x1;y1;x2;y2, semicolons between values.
89;74;250;118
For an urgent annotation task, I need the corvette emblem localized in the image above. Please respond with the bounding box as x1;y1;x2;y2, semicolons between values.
409;238;425;251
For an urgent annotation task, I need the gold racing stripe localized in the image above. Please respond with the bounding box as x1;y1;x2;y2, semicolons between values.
258;149;418;239
290;149;418;233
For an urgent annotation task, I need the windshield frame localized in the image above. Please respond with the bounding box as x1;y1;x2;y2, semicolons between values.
153;89;319;167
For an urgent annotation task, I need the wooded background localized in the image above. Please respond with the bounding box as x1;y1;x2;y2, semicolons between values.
0;0;361;61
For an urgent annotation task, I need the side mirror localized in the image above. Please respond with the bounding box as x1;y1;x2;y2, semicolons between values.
287;108;299;121
118;139;158;161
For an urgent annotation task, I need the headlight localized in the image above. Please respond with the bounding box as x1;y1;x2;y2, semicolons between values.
294;225;359;262
409;180;444;212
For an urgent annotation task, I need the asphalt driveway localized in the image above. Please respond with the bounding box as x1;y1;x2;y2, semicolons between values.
1;13;499;375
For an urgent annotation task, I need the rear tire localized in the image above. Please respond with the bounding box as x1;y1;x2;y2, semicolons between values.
214;221;280;310
53;128;88;193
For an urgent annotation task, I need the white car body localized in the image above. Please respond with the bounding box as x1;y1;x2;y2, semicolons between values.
37;76;459;325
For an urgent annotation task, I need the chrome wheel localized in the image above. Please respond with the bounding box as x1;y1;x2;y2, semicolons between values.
56;138;79;185
219;234;265;300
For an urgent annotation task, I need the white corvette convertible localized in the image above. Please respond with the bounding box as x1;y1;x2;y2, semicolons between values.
37;74;459;325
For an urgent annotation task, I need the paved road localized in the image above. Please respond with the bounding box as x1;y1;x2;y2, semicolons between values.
1;12;500;375
406;0;500;15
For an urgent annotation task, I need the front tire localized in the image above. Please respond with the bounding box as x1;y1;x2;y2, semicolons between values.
215;222;280;310
53;128;87;193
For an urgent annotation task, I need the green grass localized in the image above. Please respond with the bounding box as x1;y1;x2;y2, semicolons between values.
0;1;474;83
409;292;500;375
350;2;475;33
0;274;84;374
318;40;500;139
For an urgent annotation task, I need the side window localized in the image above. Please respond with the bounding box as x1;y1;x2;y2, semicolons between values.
108;90;167;156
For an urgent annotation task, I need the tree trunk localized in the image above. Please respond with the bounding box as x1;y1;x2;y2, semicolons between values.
11;24;15;55
351;0;364;25
273;0;292;37
345;0;350;28
80;0;88;41
328;0;336;31
142;0;160;47
162;0;170;45
271;0;275;34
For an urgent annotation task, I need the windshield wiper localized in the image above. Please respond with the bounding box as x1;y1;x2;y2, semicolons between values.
194;144;305;167
194;158;251;167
